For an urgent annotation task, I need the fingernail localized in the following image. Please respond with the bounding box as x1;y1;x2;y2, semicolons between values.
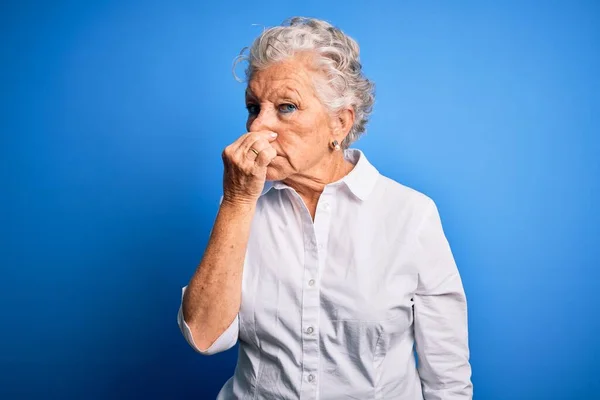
270;132;278;138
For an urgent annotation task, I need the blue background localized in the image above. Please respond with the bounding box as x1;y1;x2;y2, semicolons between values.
2;1;599;399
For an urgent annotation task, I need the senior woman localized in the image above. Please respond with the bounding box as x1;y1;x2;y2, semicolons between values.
178;17;472;399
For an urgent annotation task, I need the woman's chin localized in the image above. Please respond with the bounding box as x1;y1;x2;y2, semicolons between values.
265;167;281;181
265;163;289;182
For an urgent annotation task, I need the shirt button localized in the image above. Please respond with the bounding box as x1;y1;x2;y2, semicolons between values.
318;243;324;250
308;279;315;287
307;374;315;382
323;202;330;210
306;326;314;334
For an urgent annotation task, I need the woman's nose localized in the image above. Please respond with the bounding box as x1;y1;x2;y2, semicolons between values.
248;108;277;133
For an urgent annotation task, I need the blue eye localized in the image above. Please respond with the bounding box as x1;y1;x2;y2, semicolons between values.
279;103;297;114
246;104;259;116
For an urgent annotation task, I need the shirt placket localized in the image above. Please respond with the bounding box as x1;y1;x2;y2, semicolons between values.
299;187;335;400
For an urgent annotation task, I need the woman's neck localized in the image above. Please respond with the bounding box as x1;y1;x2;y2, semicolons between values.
282;152;355;220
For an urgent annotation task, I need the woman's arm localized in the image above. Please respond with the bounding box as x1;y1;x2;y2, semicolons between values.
180;130;278;353
181;200;256;352
413;198;473;399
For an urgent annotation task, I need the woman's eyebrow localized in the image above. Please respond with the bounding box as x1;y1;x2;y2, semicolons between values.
245;87;302;102
272;88;302;103
282;85;301;97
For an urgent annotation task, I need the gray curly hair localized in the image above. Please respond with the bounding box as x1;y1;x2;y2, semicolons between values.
233;17;375;149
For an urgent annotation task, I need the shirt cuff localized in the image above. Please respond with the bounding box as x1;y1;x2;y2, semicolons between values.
177;286;239;355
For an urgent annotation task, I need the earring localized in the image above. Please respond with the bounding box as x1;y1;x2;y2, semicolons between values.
331;140;341;151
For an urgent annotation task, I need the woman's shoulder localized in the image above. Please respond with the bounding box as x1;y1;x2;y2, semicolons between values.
373;173;436;217
348;148;435;211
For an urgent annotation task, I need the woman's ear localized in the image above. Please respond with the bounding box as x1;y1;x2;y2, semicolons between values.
336;107;355;141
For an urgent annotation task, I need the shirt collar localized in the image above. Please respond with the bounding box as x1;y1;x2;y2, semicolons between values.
340;148;379;201
260;148;379;201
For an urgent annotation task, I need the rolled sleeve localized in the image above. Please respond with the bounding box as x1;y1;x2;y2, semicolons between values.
413;199;473;399
177;286;239;355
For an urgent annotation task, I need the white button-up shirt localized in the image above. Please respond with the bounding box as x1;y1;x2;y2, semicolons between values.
178;149;472;399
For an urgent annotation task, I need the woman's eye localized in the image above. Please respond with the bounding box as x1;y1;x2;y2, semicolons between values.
279;103;297;113
246;104;259;115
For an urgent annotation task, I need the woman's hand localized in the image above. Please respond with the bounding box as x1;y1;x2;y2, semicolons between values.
221;130;278;206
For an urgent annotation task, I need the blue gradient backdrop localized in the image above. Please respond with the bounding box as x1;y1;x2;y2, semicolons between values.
2;1;599;399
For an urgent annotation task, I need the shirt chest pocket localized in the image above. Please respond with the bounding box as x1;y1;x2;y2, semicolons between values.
322;272;417;334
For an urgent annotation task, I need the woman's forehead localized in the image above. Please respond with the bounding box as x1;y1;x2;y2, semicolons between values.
247;79;312;101
247;60;318;99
